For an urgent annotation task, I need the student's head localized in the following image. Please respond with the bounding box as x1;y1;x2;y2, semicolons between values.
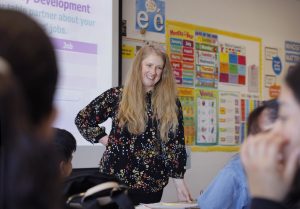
0;57;27;146
119;44;178;141
247;99;279;135
0;9;58;139
53;128;77;178
0;52;61;209
277;62;300;157
0;9;61;209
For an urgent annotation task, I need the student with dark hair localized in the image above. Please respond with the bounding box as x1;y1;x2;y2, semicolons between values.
53;128;77;178
197;99;279;209
0;8;58;140
0;9;61;209
241;62;300;209
247;99;279;135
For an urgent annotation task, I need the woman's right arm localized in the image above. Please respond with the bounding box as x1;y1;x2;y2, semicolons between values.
75;87;120;144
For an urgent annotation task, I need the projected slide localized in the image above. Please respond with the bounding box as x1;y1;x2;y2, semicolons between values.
0;0;116;145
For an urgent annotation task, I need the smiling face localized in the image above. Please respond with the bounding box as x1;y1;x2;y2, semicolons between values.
277;84;300;158
141;53;164;92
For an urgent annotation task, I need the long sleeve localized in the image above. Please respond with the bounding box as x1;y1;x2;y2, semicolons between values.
163;99;187;178
75;87;121;143
96;92;186;192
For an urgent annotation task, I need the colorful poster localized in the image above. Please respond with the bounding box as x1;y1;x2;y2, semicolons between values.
218;91;241;145
194;31;219;88
167;25;194;87
263;46;284;100
195;89;218;145
136;0;165;33
166;20;262;151
178;87;195;145
122;44;135;59
240;94;261;139
219;43;246;85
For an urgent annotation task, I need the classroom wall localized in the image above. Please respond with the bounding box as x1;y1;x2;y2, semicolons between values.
122;0;300;201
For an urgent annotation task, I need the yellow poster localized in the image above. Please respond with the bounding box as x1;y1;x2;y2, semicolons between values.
122;44;135;59
178;87;195;145
167;25;195;87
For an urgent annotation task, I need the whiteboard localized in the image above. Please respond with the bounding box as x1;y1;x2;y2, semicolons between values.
0;0;119;146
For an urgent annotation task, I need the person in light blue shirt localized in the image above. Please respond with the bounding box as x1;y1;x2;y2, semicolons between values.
197;99;279;209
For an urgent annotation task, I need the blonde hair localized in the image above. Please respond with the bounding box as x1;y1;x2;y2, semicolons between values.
118;44;179;141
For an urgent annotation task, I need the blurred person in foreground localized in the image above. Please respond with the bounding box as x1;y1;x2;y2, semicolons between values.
0;9;61;209
241;62;300;209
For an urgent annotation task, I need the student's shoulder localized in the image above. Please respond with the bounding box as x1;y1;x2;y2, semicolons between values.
221;156;246;181
222;156;241;171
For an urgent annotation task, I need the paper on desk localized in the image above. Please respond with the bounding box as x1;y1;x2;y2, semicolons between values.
135;205;150;209
142;202;198;209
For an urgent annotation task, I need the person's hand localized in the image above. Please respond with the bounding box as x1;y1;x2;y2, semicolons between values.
99;135;109;146
241;130;300;201
173;178;193;202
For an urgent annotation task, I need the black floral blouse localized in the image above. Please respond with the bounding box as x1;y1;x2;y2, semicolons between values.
75;87;187;193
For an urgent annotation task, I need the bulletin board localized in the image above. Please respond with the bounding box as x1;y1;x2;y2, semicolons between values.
166;20;262;152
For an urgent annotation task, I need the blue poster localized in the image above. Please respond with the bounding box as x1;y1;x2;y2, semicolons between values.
136;0;165;33
272;56;282;76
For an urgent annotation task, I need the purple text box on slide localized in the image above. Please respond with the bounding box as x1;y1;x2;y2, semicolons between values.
51;38;97;54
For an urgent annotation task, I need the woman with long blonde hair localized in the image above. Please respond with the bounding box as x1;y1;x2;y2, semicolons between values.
75;44;192;205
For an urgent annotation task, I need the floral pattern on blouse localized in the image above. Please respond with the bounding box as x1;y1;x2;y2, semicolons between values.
75;87;187;193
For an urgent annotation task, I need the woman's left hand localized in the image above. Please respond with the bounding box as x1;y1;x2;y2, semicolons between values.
173;178;193;202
